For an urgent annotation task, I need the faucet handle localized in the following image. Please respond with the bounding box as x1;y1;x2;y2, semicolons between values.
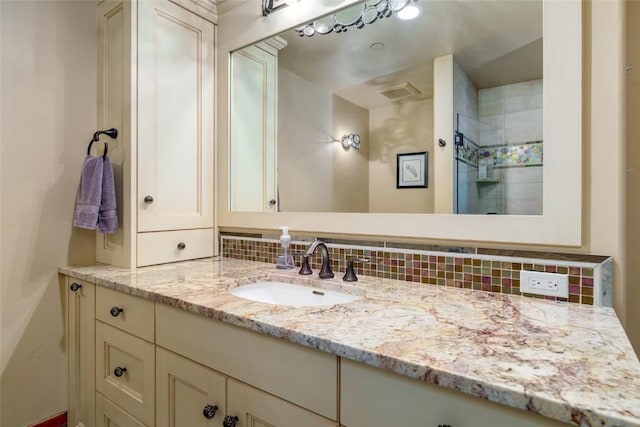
294;252;313;275
343;257;370;282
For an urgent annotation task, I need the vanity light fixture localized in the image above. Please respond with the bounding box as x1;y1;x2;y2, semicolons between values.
339;133;361;150
294;0;419;37
262;0;298;16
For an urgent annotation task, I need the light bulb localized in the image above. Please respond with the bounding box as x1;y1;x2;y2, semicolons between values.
397;4;422;20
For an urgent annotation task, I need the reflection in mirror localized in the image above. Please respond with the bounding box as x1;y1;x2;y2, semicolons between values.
230;0;543;215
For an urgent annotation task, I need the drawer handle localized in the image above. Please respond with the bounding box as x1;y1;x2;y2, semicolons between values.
438;425;452;427
113;366;127;377
70;283;82;292
202;404;218;420
177;242;186;250
110;306;124;317
223;416;238;427
143;195;154;204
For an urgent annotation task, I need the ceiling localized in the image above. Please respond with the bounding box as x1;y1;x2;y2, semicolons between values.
273;0;543;110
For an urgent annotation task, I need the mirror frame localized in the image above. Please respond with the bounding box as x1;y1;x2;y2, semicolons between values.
217;0;582;246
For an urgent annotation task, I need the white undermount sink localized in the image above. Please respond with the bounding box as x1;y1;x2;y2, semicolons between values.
229;281;360;307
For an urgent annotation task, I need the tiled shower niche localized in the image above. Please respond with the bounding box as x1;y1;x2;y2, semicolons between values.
221;234;613;307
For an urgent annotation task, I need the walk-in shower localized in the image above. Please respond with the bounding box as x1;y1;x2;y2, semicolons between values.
454;113;543;215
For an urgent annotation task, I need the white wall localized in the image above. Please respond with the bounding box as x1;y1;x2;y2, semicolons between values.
369;99;434;213
278;68;371;213
0;1;97;425
278;67;334;212
433;55;454;213
332;95;369;213
585;0;628;350
626;0;640;356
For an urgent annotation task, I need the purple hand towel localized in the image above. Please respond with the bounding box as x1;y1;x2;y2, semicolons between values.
73;156;104;229
98;156;119;234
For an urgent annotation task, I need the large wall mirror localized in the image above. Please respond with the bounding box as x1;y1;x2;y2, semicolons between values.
218;0;581;245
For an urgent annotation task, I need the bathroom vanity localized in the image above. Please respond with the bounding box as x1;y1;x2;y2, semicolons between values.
61;258;640;427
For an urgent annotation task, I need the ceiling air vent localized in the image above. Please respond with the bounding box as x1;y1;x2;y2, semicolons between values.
376;82;421;101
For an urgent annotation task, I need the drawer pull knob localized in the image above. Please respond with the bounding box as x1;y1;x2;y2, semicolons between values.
223;415;238;427
70;283;82;292
110;306;124;317
113;366;127;377
144;195;154;204
202;404;218;420
177;242;186;250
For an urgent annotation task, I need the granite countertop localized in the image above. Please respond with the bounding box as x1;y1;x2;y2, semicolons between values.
59;257;640;426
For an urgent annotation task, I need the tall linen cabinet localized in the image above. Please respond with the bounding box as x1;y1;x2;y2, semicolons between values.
97;0;216;268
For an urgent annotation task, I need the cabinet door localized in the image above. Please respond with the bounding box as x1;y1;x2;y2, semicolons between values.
230;44;278;212
138;0;215;232
156;347;226;427
67;278;95;427
227;380;337;427
96;393;145;427
341;359;566;427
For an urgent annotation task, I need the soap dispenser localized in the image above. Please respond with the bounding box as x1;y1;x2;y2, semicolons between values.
276;226;295;269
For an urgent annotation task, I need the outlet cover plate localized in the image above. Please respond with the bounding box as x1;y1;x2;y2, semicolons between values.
520;270;569;298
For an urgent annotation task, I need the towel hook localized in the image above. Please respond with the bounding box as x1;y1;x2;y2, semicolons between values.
87;128;118;158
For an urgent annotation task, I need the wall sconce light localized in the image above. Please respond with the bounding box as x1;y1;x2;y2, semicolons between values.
339;133;361;150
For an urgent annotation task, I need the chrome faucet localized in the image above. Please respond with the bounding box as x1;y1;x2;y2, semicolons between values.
303;241;334;279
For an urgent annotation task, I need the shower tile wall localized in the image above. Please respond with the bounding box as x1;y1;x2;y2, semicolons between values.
453;60;479;214
479;80;543;215
453;60;479;119
457;162;480;213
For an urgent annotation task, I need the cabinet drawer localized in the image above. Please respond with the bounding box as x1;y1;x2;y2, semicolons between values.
156;304;338;420
96;392;145;427
96;322;155;426
96;286;154;342
137;228;214;267
341;359;566;427
227;380;337;427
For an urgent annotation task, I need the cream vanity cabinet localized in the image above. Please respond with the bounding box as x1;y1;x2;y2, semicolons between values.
67;281;570;427
96;0;215;268
95;287;156;426
341;359;567;427
155;303;338;427
155;348;227;427
66;278;96;427
155;348;334;427
66;282;338;427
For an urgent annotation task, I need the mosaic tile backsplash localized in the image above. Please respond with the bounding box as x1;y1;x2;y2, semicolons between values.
221;234;612;306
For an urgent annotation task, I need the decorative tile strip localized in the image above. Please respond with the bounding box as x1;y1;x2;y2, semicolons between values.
457;141;543;169
221;235;611;307
455;140;479;166
488;141;543;168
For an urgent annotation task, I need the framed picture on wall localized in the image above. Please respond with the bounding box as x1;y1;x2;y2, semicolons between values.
397;151;428;188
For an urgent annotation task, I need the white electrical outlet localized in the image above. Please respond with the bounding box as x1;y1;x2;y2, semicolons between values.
520;270;569;298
